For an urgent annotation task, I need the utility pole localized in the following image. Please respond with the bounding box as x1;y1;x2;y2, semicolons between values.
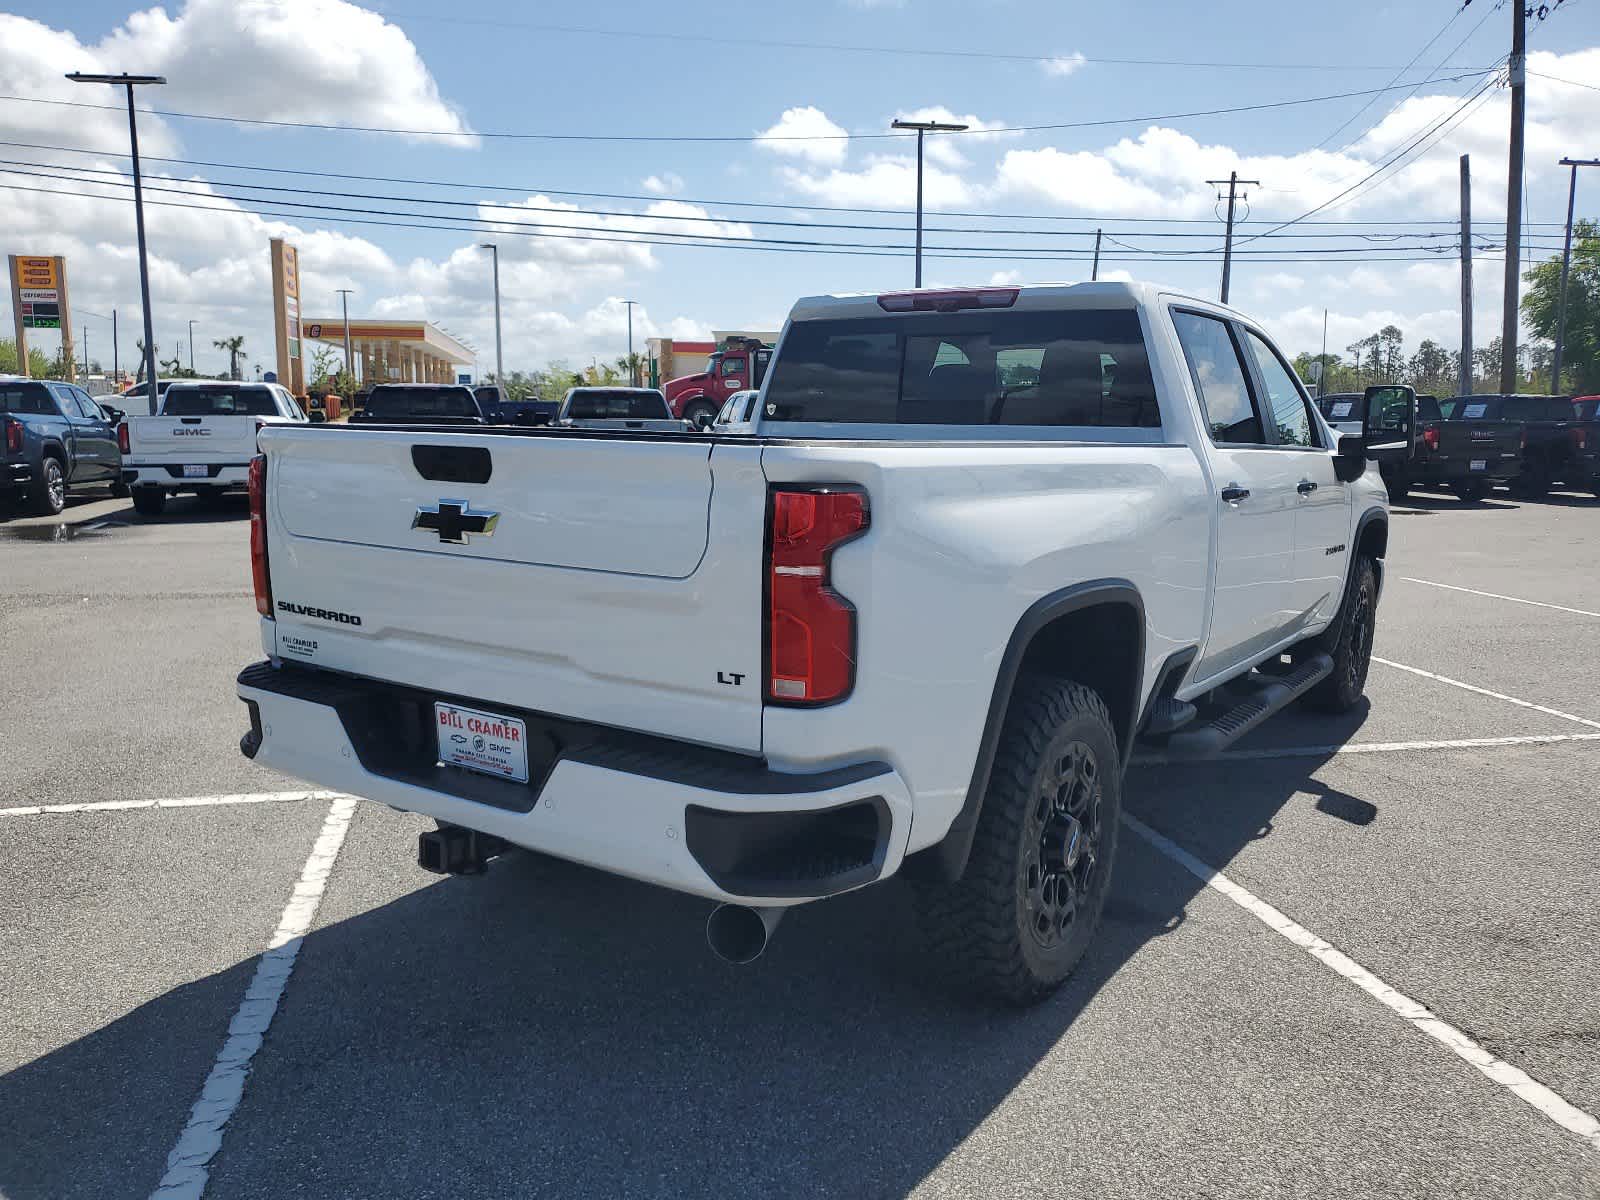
1550;158;1599;394
1207;170;1260;305
83;325;89;375
68;72;165;414
187;318;195;374
1091;228;1102;281
890;118;969;287
623;299;639;386
1499;0;1527;394
1319;309;1328;398
336;288;354;383
1459;154;1474;397
112;309;119;386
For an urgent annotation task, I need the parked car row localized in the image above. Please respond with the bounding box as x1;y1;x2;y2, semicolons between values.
1315;388;1600;503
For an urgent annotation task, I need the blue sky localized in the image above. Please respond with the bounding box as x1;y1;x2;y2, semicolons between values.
5;0;1600;378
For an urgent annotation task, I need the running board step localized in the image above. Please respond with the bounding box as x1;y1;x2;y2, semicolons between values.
1160;653;1334;759
1143;696;1199;737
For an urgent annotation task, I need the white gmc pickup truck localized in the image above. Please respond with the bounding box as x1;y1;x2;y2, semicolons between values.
122;380;308;515
237;282;1389;1003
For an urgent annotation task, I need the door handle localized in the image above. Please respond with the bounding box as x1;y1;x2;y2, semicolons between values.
1220;485;1250;503
1297;480;1318;494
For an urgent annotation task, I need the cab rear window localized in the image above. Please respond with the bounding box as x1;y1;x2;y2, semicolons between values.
763;309;1160;428
566;390;670;419
0;383;55;414
163;386;279;416
365;387;477;418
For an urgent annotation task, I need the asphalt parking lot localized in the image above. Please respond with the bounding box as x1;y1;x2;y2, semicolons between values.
2;484;1598;1199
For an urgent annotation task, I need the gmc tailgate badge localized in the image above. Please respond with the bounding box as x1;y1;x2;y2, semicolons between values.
413;499;499;544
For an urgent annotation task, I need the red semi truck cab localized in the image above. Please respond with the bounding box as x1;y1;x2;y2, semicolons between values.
662;338;773;427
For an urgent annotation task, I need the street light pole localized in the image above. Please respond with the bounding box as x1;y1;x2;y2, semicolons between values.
68;72;165;414
1551;157;1599;395
336;288;354;383
890;118;968;287
623;299;639;385
478;243;503;385
187;318;195;374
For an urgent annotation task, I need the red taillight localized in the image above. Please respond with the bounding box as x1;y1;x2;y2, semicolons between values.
4;417;20;454
116;421;130;454
1422;425;1439;452
766;487;869;705
249;454;272;618
877;288;1019;313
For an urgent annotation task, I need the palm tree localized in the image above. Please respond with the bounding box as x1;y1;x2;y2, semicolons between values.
214;335;246;380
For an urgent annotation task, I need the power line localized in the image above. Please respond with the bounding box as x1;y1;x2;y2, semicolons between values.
0;178;1542;264
381;14;1498;72
0;71;1496;142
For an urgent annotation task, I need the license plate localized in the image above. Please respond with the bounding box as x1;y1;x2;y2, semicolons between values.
435;702;529;783
1470;459;1487;471
183;464;208;478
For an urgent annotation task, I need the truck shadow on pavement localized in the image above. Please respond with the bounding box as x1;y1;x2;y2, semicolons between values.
0;724;1364;1200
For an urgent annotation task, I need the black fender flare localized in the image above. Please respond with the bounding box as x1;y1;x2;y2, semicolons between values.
908;578;1145;882
39;438;69;474
1352;506;1388;600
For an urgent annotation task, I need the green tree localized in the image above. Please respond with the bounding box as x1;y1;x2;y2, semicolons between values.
1522;218;1600;394
1407;339;1452;392
213;335;246;380
0;338;54;377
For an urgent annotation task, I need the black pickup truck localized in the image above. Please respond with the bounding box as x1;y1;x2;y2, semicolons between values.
349;384;487;426
1441;394;1597;498
1346;385;1521;503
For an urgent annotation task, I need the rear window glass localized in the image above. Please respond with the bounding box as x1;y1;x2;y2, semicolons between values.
1416;395;1442;421
1500;396;1572;422
565;390;670;419
0;383;56;414
1456;400;1490;419
162;386;280;417
1575;399;1598;421
364;387;478;418
763;309;1160;428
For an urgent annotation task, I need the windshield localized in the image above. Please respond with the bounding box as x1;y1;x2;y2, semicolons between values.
162;386;280;416
364;387;478;418
565;389;670;419
762;309;1159;428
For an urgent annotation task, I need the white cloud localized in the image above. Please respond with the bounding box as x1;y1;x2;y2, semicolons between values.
988;269;1023;286
1041;52;1086;78
641;173;684;195
96;0;475;145
754;106;850;167
780;157;974;209
891;106;1013;167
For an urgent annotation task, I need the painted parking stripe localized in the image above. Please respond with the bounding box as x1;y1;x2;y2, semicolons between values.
1373;657;1600;731
1398;576;1600;620
0;789;345;818
1123;812;1600;1152
1134;731;1600;765
150;796;359;1200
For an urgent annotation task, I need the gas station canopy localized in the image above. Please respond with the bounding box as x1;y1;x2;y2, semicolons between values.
301;319;474;385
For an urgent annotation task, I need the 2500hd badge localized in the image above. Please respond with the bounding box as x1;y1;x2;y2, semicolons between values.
276;600;363;626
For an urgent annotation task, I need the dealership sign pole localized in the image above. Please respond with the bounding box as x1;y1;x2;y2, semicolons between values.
7;254;76;382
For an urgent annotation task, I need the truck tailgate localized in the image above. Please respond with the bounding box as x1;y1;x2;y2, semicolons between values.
127;415;262;460
259;427;766;752
1440;420;1521;466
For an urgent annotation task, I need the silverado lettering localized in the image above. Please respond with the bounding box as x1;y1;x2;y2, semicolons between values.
276;600;363;626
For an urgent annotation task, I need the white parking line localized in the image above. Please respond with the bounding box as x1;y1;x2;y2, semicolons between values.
150;795;358;1200
1134;731;1600;765
1373;657;1600;731
1122;812;1600;1153
1398;576;1600;620
0;789;345;818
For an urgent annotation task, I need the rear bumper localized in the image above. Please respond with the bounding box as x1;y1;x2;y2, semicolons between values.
126;462;252;489
1;461;31;489
1413;454;1521;484
236;661;911;905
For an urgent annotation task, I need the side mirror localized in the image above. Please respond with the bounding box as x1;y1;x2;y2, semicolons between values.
101;406;125;425
1362;384;1415;453
1334;433;1367;482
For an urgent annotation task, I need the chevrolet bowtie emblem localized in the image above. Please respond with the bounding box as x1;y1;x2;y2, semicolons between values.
412;499;499;544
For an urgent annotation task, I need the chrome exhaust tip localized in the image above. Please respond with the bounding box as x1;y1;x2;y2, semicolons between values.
705;904;786;964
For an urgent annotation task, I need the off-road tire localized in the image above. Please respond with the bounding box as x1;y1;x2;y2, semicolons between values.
1302;556;1377;713
131;487;166;517
684;402;717;430
1452;480;1490;502
919;676;1122;1006
30;455;66;516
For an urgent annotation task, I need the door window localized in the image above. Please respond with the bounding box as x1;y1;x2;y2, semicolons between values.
46;383;78;418
70;388;103;420
1243;329;1319;447
1172;311;1265;444
720;357;743;377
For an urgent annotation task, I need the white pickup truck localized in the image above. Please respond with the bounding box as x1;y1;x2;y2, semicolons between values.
237;282;1389;1003
121;381;308;515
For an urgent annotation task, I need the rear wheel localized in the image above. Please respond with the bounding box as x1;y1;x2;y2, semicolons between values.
1452;479;1490;502
683;401;717;430
919;676;1121;1005
109;477;130;499
131;487;166;516
30;456;66;516
1513;457;1551;499
1302;556;1377;714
